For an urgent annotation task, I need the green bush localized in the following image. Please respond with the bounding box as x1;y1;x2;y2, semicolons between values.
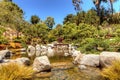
78;38;110;54
13;37;22;43
104;37;120;52
0;37;8;44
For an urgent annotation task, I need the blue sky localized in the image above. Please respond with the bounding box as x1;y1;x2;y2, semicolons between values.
13;0;120;25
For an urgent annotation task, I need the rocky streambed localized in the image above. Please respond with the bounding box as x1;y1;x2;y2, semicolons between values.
34;62;105;80
3;48;119;80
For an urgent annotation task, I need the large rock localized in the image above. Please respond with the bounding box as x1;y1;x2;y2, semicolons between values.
35;44;41;57
100;52;120;68
33;56;51;72
15;57;30;66
47;47;54;57
0;50;12;59
71;50;81;59
1;57;30;66
27;45;35;57
0;56;3;63
77;54;99;67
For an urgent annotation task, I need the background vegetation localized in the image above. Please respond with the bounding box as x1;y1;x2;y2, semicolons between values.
0;0;120;54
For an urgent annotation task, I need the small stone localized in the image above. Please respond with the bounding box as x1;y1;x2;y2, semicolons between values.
78;65;87;70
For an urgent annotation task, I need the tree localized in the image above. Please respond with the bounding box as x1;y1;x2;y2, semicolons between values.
23;23;49;44
62;23;77;42
56;24;62;29
63;14;76;24
3;0;12;2
0;1;24;38
75;11;86;25
30;15;40;24
72;0;83;11
45;17;55;29
109;0;117;15
85;10;100;26
93;0;107;16
0;1;23;26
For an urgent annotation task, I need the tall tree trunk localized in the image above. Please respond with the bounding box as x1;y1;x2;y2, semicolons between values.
95;0;102;24
110;0;113;16
95;0;101;16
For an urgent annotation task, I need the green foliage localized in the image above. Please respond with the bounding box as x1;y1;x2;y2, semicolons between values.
12;37;27;47
63;10;100;26
0;27;6;36
30;15;40;24
0;1;23;26
0;27;8;44
47;24;63;43
106;37;120;52
85;10;100;26
0;37;8;44
101;60;120;80
111;24;120;37
63;14;76;24
76;23;97;39
0;0;120;55
23;23;49;44
78;38;109;54
0;63;33;80
75;11;86;25
110;13;120;24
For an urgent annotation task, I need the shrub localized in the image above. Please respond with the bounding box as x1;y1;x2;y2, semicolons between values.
101;60;120;80
0;37;8;44
0;63;33;80
79;38;109;54
106;37;120;52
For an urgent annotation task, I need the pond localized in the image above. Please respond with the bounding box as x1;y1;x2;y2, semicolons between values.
11;49;105;80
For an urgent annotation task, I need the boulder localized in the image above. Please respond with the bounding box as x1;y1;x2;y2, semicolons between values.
71;50;81;59
41;45;47;56
0;50;12;59
35;44;41;57
73;54;85;64
33;56;51;72
76;54;99;67
2;57;30;66
15;57;30;66
27;45;35;57
0;56;3;63
78;65;87;70
47;47;54;57
64;53;70;57
100;52;120;68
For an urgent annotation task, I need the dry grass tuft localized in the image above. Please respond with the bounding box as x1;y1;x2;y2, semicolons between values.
0;63;33;80
101;60;120;80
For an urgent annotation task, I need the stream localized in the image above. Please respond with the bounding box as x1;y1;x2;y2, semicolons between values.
34;65;105;80
11;49;105;80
